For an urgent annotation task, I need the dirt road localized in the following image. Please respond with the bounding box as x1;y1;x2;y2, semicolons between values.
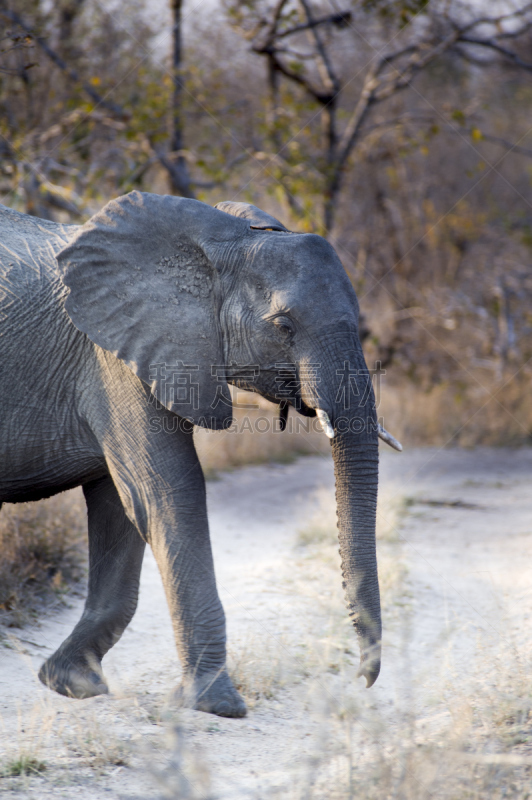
1;447;531;798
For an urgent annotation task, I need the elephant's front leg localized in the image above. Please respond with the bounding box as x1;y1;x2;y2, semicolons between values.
150;485;246;717
39;475;146;698
104;417;247;718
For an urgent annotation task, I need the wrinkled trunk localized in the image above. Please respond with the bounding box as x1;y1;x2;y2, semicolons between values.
332;428;380;686
301;338;381;685
332;349;380;685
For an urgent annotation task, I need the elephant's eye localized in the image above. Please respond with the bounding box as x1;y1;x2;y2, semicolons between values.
272;315;294;340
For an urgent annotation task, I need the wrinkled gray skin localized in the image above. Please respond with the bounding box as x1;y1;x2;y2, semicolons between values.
0;192;380;718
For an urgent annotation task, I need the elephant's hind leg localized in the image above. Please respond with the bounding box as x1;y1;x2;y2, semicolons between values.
39;475;145;699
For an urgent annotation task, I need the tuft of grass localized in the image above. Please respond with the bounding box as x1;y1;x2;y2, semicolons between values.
296;492;337;547
0;490;87;630
1;756;46;777
297;522;334;546
296;487;341;547
60;707;131;770
228;634;295;706
80;733;129;769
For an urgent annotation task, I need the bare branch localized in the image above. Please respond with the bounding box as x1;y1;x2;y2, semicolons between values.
0;132;85;217
456;36;532;73
496;19;532;41
253;0;290;49
458;3;532;35
149;142;195;198
272;47;322;60
254;45;332;104
277;10;351;39
474;132;532;158
298;0;340;96
438;123;532;159
336;67;379;169
252;0;338;103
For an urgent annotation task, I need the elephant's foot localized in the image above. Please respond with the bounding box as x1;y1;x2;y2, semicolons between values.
177;669;247;718
38;652;109;699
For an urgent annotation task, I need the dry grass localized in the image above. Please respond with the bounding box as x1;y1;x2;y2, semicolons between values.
274;488;532;800
147;723;212;800
0;490;87;629
226;487;410;718
378;375;532;448
195;391;329;476
0;695;55;783
296;485;410;547
59;709;130;770
296;485;409;609
296;488;338;547
196;371;532;469
1;460;530;799
228;634;296;707
287;634;532;800
0;696;142;792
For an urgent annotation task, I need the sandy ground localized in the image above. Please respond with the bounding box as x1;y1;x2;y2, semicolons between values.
0;446;531;798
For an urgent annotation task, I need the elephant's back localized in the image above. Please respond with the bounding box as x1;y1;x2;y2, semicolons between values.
0;208;103;500
0;205;77;322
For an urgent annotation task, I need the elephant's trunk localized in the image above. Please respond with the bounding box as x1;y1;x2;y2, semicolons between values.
302;340;381;686
332;426;380;687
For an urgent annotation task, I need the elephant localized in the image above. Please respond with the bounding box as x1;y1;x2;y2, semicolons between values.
0;191;401;718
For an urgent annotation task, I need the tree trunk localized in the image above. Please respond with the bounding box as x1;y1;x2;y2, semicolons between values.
170;0;194;198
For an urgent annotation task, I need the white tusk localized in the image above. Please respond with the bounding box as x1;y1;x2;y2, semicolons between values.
316;409;335;439
378;424;403;452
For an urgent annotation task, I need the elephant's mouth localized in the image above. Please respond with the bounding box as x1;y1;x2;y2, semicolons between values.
226;364;317;418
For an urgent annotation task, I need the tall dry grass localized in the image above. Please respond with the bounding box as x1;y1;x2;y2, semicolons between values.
378;374;532;448
286;634;532;800
0;490;87;629
195;391;330;475
221;486;532;799
292;492;531;799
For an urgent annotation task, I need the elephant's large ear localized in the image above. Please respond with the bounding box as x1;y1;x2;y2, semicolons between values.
215;201;289;232
57;191;242;430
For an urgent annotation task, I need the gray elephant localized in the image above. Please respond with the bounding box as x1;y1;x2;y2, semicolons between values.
0;192;400;717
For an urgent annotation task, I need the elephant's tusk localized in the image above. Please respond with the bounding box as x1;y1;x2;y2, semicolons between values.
378;424;403;452
316;409;335;439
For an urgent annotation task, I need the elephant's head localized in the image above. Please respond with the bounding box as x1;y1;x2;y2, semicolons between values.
57;191;401;687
